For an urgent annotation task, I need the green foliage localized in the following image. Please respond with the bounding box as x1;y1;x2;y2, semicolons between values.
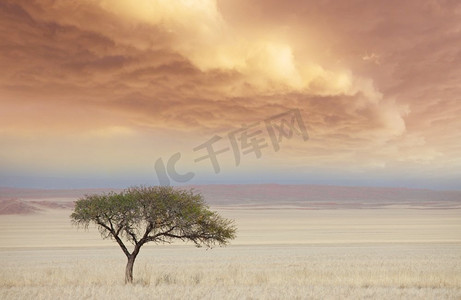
71;186;236;248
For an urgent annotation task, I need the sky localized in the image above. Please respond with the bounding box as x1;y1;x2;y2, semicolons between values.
0;0;460;189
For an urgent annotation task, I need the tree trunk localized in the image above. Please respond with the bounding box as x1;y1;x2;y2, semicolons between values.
125;255;136;284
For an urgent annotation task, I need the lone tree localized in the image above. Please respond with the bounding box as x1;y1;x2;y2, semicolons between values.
71;186;236;283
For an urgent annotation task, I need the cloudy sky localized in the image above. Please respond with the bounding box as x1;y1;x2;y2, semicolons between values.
1;0;460;189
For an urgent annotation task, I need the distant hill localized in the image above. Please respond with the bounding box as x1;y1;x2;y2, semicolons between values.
0;184;460;214
189;184;461;208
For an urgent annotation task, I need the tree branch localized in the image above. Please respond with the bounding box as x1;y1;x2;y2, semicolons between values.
146;225;177;243
125;227;138;245
96;220;131;258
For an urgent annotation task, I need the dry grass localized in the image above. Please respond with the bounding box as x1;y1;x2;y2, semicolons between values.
1;244;460;299
1;207;460;299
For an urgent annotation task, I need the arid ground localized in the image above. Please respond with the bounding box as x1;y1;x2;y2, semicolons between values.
0;186;460;299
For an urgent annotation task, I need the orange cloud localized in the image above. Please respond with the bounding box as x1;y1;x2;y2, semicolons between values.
0;0;460;187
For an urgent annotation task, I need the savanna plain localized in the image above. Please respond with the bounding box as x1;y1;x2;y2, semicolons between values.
0;186;460;299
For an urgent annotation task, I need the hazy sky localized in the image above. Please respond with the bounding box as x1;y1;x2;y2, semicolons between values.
1;0;460;189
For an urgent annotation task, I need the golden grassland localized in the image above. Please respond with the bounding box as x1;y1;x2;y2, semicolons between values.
1;244;460;299
1;206;460;299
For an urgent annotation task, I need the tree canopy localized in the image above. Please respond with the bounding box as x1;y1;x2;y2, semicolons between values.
71;186;236;283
